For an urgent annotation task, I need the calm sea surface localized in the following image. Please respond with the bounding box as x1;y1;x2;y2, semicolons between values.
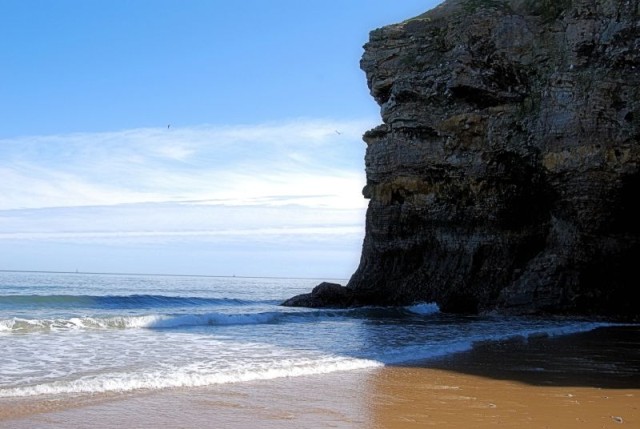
0;271;609;398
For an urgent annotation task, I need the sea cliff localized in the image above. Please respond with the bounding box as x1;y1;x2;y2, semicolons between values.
285;0;639;319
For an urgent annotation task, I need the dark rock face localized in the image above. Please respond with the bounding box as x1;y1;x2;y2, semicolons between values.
344;0;639;318
282;282;356;308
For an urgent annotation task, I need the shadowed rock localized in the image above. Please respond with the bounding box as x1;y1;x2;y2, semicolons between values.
286;0;640;320
282;282;356;308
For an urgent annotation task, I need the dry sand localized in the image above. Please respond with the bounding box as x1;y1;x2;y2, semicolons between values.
1;326;638;428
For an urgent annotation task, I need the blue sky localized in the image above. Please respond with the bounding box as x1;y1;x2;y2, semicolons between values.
0;1;442;278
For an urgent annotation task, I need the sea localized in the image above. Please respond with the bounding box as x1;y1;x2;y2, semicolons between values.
0;270;612;400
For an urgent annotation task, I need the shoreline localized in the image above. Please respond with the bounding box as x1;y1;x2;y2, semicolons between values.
2;325;638;428
421;324;640;389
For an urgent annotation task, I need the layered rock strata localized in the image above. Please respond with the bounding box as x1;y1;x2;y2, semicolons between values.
286;0;640;318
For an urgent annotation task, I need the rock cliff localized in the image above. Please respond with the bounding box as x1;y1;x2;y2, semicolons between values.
286;0;640;319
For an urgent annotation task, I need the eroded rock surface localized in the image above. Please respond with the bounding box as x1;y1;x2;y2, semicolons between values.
287;0;640;319
281;282;356;308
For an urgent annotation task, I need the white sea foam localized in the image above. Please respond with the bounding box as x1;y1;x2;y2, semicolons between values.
148;311;281;328
0;355;383;397
0;318;14;332
405;302;440;315
0;319;615;398
0;311;288;333
0;315;160;333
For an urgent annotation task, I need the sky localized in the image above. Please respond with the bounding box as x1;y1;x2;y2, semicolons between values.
0;0;442;279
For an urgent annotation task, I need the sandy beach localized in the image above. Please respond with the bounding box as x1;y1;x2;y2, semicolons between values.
2;325;638;429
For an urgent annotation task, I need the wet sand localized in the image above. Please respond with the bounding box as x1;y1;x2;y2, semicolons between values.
373;325;640;428
1;325;638;428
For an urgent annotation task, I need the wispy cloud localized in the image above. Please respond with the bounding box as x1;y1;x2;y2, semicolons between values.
0;119;372;276
0;202;366;245
0;118;374;210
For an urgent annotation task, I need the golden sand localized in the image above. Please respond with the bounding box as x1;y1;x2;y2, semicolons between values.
368;366;638;428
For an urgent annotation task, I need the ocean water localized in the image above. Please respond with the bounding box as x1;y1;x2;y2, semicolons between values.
0;271;610;399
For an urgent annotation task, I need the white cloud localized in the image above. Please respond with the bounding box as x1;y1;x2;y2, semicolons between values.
0;118;373;276
0;202;365;243
0;201;367;277
0;118;374;210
